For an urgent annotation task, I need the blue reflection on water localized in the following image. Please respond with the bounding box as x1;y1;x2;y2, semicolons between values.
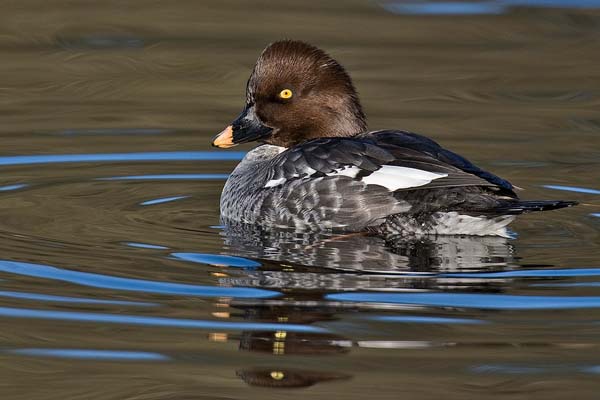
171;253;261;268
140;196;189;206
0;183;28;191
0;152;245;166
0;306;327;333
327;292;600;309
384;2;506;15
0;290;156;306
384;0;600;15
99;174;229;181
369;315;484;324
543;184;600;195
0;260;279;299
533;282;600;288
9;348;170;361
442;268;600;278
125;242;169;250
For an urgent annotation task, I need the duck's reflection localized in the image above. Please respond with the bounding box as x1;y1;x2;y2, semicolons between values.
220;224;515;273
215;225;518;388
219;224;517;292
236;303;350;356
236;368;351;388
232;302;353;388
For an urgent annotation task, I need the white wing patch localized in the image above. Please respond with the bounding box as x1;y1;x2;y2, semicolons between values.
326;166;361;178
326;165;447;191
264;166;318;188
264;177;287;188
361;166;447;191
265;165;447;190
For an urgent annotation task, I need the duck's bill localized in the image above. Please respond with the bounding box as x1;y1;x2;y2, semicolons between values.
212;105;273;148
212;125;236;148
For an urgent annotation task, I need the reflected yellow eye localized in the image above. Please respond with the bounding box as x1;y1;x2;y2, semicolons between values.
279;89;293;99
270;371;285;380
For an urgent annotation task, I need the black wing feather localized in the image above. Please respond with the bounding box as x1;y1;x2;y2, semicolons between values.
371;130;514;191
266;131;513;195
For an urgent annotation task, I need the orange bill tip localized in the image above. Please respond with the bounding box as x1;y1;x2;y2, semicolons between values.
212;125;236;148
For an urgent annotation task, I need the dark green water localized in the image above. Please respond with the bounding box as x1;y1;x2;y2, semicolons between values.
1;1;600;399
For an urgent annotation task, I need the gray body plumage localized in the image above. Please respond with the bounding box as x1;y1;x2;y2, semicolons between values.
221;144;412;232
220;134;524;236
220;131;576;236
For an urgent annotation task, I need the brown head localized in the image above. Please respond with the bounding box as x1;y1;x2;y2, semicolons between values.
213;40;367;149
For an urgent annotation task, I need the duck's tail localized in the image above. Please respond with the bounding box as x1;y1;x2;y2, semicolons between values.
497;200;579;215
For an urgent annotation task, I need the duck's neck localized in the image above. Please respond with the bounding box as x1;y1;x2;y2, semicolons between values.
267;103;367;147
327;108;367;138
315;95;367;139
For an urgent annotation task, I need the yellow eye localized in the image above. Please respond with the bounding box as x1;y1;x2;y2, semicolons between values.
279;89;293;99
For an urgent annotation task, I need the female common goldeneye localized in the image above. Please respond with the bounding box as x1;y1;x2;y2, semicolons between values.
212;40;577;236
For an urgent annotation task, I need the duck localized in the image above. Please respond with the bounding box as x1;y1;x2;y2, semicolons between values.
212;40;577;237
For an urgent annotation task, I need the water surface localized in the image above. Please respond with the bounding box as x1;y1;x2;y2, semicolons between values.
1;1;600;399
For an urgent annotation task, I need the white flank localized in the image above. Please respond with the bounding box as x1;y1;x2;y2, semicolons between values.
431;213;515;237
361;166;447;191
